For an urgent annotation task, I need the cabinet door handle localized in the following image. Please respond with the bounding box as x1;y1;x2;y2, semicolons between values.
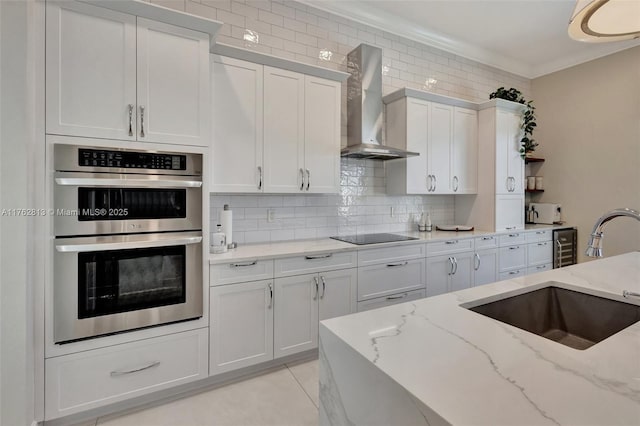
258;166;263;190
386;261;408;267
452;257;458;275
299;168;305;191
320;275;326;299
432;174;437;191
452;176;459;192
305;253;333;260
268;283;273;309
386;293;408;300
306;169;310;191
111;361;160;377
127;104;134;136
474;253;480;270
448;257;455;275
509;246;520;250
313;276;319;301
230;260;258;267
426;174;431;191
139;105;145;137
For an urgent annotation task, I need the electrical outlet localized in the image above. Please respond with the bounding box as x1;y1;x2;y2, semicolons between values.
267;209;275;223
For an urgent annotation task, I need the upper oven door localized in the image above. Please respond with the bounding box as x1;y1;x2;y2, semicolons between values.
54;172;202;236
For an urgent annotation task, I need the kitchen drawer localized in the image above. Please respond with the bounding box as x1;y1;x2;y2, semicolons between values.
210;259;274;286
527;263;552;275
45;328;208;420
357;289;426;312
499;269;525;280
474;235;498;250
499;244;526;272
358;243;425;267
358;258;426;301
527;241;553;266
274;251;356;277
426;238;474;256
498;232;526;247
526;229;553;243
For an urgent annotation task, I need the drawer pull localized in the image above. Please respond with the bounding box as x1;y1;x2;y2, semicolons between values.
508;270;520;275
230;261;258;267
509;246;520;250
110;361;160;377
508;233;519;237
506;226;516;230
536;231;545;234
305;253;333;260
536;265;547;270
481;236;494;241
537;242;548;246
386;293;408;300
445;240;458;245
386;261;409;267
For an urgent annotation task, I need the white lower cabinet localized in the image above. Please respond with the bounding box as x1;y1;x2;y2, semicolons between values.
319;268;358;321
499;269;526;280
473;248;499;287
45;328;208;420
209;280;273;375
499;244;527;272
527;241;553;267
357;289;426;312
357;258;426;301
426;252;474;297
527;263;552;275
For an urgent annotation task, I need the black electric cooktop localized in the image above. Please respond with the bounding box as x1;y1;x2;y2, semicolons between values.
330;233;419;245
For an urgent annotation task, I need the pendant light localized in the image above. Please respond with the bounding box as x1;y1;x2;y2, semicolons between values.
569;0;640;42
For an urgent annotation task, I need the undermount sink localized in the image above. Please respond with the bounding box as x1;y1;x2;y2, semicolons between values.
466;285;640;350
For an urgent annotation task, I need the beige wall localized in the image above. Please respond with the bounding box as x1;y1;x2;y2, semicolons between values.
531;47;640;263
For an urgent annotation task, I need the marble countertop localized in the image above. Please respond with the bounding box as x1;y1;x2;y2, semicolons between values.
209;224;572;264
320;252;640;425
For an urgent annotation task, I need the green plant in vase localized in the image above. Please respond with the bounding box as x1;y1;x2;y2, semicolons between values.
489;87;538;158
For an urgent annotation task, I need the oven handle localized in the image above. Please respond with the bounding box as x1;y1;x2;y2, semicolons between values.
56;236;202;253
55;178;202;188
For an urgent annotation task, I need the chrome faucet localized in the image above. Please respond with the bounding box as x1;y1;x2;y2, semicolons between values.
585;207;640;257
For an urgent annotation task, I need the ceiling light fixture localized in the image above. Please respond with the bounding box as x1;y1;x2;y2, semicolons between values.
569;0;640;42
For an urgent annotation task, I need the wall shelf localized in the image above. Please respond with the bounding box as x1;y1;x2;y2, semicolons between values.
525;157;545;164
526;189;544;193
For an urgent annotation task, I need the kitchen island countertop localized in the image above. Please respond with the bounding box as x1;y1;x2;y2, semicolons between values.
319;252;640;425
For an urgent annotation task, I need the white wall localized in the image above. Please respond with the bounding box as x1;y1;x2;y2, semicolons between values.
531;47;640;263
0;1;37;425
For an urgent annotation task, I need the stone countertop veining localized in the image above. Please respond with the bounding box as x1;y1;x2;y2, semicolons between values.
208;224;573;265
319;252;640;425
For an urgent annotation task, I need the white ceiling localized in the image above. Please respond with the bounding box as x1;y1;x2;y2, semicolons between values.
301;0;640;78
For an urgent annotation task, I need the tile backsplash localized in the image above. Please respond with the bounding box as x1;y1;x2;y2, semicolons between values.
211;158;455;244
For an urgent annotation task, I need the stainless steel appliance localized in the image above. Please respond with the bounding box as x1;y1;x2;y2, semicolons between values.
554;228;577;268
53;145;203;343
330;233;419;245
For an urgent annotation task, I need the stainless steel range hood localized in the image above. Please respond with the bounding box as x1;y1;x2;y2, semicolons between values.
343;44;419;160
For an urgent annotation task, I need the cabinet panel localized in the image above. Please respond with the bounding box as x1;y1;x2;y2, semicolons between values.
211;56;264;192
449;252;474;292
452;107;478;194
304;76;341;193
136;18;209;145
527;263;552;275
358;243;425;266
274;274;318;357
526;229;553;243
45;328;208;419
474;248;498;286
499;269;525;280
263;67;305;193
499;244;527;272
46;1;137;140
428;103;453;193
527;241;553;266
210;259;274;286
319;269;357;321
498;231;526;246
426;238;474;256
474;235;498;250
210;281;273;375
405;98;430;194
495;195;524;231
495;110;523;194
425;255;451;297
274;251;356;278
357;289;426;312
357;258;426;301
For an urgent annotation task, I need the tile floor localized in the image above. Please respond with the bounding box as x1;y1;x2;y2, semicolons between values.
91;359;320;426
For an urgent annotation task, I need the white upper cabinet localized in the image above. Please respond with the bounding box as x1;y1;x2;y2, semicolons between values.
46;2;209;146
136;18;209;145
385;93;477;195
211;56;264;192
428;103;453;194
452;107;478;194
303;76;341;194
263;67;305;193
46;2;137;140
496;110;524;194
211;57;343;194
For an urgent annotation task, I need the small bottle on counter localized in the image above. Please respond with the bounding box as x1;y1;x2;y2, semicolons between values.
211;224;227;254
418;212;427;232
425;212;432;232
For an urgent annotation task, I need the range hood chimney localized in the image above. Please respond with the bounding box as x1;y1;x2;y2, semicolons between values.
342;44;419;160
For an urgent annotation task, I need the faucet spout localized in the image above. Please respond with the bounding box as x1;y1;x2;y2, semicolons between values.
585;208;640;257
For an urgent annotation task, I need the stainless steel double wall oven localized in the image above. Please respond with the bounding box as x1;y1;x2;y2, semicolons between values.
53;145;203;343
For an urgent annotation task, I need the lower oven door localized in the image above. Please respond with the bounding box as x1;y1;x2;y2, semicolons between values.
53;231;203;343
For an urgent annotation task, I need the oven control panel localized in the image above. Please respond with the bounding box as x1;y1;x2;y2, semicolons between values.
79;149;186;170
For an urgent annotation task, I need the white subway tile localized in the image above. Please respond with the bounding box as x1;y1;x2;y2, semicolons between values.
244;230;272;244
